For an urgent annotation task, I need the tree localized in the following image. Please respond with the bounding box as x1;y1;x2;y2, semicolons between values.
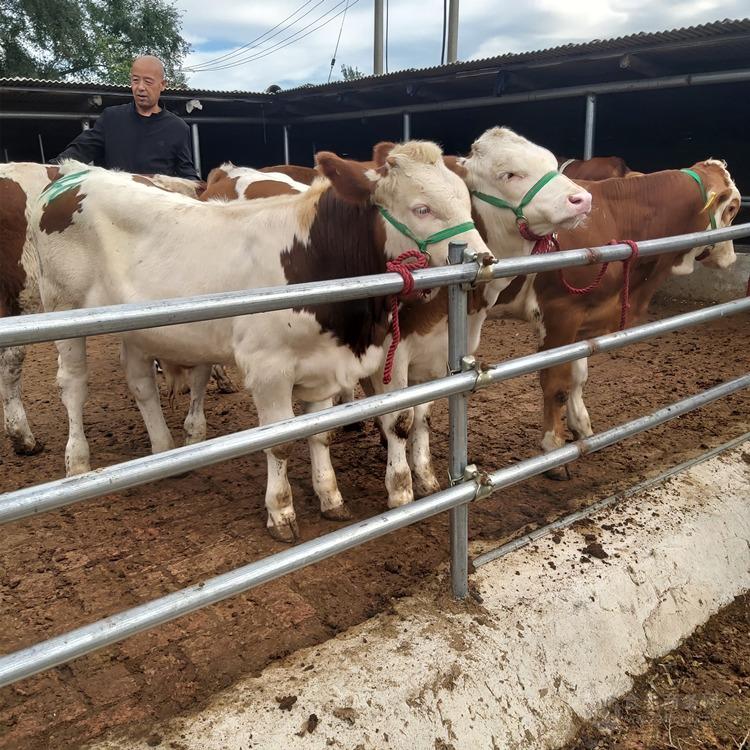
0;0;190;85
341;63;364;81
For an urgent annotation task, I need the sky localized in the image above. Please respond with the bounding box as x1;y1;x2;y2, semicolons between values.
174;0;749;92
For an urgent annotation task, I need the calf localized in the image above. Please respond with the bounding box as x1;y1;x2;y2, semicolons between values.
31;142;491;541
486;160;740;478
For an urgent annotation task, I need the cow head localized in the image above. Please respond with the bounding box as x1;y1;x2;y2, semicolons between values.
316;141;490;266
686;159;741;270
460;127;592;238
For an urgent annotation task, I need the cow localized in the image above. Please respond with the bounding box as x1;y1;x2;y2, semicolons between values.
30;141;492;541
0;162;60;455
558;156;632;180
358;128;593;504
201;162;311;201
0;164;212;457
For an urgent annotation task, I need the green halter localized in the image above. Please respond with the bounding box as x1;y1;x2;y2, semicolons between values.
40;169;90;204
680;169;718;230
471;170;560;224
377;207;475;255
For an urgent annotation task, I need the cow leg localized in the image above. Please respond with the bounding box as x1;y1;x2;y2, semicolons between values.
249;379;299;543
183;364;212;445
303;398;351;522
211;364;238;394
539;362;574;481
567;357;594;440
371;361;414;507
56;337;91;475
337;386;362;432
0;345;41;455
409;400;440;497
120;342;175;455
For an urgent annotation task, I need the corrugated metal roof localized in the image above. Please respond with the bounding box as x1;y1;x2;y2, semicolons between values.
281;17;750;94
1;18;748;98
0;77;267;98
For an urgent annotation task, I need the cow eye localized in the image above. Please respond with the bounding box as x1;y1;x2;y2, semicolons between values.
413;205;431;217
499;172;519;181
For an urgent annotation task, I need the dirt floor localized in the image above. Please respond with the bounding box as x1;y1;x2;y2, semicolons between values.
0;296;748;750
564;593;750;750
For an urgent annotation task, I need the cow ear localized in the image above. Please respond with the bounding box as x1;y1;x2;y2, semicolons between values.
372;141;397;167
316;151;376;203
443;155;468;179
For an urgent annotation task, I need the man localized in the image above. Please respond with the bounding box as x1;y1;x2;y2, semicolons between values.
54;55;199;179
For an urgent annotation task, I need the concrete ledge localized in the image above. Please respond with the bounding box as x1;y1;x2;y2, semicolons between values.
93;446;750;750
660;252;750;303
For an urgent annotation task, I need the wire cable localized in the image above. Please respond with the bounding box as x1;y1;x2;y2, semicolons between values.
186;0;322;70
189;0;361;72
327;0;350;82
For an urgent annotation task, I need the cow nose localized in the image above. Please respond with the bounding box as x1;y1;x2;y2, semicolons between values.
568;191;592;214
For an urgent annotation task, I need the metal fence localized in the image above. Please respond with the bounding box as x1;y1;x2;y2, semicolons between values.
0;223;748;689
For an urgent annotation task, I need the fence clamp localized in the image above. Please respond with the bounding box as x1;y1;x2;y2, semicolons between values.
462;249;497;288
462;463;494;500
461;355;493;390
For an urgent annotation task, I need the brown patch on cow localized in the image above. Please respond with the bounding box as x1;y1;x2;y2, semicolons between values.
0;178;28;317
201;174;240;202
39;185;85;234
280;186;389;356
295;181;326;235
269;442;293;461
45;166;60;182
261;165;319;185
243;180;297;199
371;142;397;167
495;274;527;305
559;156;631;180
399;291;447;337
394;411;412;440
443;155;468;179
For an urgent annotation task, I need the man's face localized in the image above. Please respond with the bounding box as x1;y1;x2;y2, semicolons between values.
130;58;165;112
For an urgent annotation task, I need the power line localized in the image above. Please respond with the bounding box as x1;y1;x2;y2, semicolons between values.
187;0;361;73
185;0;330;71
327;0;350;83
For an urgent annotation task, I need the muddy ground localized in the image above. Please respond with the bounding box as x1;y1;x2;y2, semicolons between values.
565;593;750;750
0;297;748;749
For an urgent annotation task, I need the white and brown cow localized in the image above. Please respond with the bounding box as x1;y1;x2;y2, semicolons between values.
30;142;491;541
201;162;311;201
0;162;60;454
557;155;632;180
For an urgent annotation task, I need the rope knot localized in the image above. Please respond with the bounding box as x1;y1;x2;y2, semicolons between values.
517;221;560;256
383;250;430;384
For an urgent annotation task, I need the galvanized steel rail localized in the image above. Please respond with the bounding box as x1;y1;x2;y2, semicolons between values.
0;225;748;688
0;223;747;348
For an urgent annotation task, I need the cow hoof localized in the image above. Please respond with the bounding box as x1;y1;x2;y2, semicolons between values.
268;518;300;543
321;504;353;522
413;476;440;498
212;365;239;394
545;465;572;481
12;438;44;456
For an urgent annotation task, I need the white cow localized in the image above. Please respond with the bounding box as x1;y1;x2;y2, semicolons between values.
30;141;492;541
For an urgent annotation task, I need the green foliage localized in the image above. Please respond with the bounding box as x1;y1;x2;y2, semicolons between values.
340;63;364;81
0;0;190;85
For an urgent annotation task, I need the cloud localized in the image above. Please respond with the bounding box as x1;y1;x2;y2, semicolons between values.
173;0;747;91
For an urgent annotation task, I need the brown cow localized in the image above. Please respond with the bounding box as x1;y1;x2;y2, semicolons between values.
558;156;632;180
201;162;312;201
490;161;740;478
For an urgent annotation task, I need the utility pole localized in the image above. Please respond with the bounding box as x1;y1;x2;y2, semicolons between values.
374;0;384;75
446;0;459;63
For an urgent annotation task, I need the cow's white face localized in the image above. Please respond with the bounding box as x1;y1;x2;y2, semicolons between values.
367;141;491;265
695;159;740;269
462;126;592;236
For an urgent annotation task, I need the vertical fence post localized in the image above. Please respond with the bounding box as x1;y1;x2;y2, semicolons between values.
583;93;596;160
448;240;469;599
403;112;411;141
191;123;202;179
283;125;290;165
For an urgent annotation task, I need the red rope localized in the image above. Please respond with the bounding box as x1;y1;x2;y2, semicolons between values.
383;250;429;385
517;221;640;331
